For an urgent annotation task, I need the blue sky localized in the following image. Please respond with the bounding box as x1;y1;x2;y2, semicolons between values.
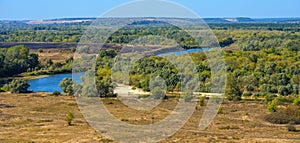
0;0;299;20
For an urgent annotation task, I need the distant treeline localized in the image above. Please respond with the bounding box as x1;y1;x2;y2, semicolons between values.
0;21;299;47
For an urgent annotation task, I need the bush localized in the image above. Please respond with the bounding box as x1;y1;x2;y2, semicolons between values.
182;91;194;102
65;112;75;126
277;96;294;103
264;106;300;124
52;91;61;96
199;96;205;106
243;91;252;97
265;112;293;124
38;48;43;53
59;78;74;96
287;125;297;132
245;85;254;91
151;87;166;100
217;106;224;114
3;80;30;93
253;93;261;97
219;125;240;130
267;99;278;113
264;94;276;104
293;96;300;106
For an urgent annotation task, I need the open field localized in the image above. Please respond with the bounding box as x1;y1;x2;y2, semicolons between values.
30;48;74;63
0;93;299;143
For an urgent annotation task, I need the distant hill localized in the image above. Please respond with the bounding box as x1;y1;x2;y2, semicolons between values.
1;17;300;25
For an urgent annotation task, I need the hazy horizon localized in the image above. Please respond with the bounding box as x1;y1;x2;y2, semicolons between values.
1;0;299;20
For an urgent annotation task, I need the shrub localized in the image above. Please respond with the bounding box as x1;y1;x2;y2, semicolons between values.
293;96;300;106
65;112;74;126
278;86;290;96
287;125;296;132
151;87;166;100
59;78;74;96
52;91;61;96
199;96;205;106
264;106;300;124
265;112;293;124
3;80;30;93
217;106;224;114
277;96;294;103
38;48;43;53
253;93;261;97
267;99;278;113
219;125;240;130
182;91;194;102
243;91;252;97
245;85;254;92
264;94;276;104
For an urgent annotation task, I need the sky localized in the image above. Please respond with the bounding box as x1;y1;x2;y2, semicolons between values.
0;0;299;20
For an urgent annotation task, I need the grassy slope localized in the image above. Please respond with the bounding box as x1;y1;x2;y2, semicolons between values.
0;93;299;143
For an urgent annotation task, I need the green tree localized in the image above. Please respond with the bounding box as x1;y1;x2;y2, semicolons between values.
59;78;74;96
267;99;278;113
151;87;166;99
293;93;300;106
96;68;116;97
3;80;30;93
225;74;242;101
182;90;194;102
45;58;53;68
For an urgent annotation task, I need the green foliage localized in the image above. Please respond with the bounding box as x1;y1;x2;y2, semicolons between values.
199;96;205;106
59;78;74;96
45;58;53;68
3;80;30;93
267;99;278;113
277;96;294;103
38;48;43;53
0;45;39;77
65;112;74;126
52;91;61;96
265;106;300;124
242;91;252;97
264;94;276;104
293;95;300;106
182;90;194;102
219;37;234;47
151;87;166;100
218;125;240;130
286;125;297;132
217;106;224;114
226;74;242;101
96;68;116;98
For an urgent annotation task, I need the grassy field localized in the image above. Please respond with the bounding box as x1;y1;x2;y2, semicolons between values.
0;93;299;143
30;48;74;63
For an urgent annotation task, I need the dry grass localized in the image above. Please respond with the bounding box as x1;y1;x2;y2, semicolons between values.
0;93;299;143
30;48;74;63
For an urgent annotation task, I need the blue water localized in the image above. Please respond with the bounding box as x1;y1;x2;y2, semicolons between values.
28;73;83;92
156;48;211;56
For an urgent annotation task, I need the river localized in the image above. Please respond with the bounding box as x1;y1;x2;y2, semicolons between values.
28;73;83;92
